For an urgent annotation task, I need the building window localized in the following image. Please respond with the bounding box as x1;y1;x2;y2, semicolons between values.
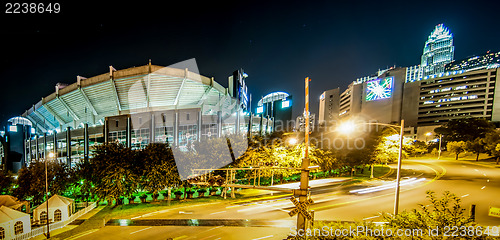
0;227;4;240
109;130;126;145
132;128;150;149
14;221;23;235
186;113;190;121
54;209;62;222
40;211;48;224
155;126;174;144
178;125;198;148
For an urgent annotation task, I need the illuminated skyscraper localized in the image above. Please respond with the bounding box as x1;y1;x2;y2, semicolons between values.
420;24;454;76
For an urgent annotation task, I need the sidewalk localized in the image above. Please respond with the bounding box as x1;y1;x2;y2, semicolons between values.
50;205;109;240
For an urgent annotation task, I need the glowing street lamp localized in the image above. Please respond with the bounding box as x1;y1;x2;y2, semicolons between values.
425;132;432;142
337;121;356;135
337;119;405;215
288;137;298;145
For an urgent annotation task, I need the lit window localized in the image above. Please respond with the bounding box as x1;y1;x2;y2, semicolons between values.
423;101;434;104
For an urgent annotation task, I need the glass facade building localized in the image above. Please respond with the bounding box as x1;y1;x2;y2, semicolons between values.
420;24;455;77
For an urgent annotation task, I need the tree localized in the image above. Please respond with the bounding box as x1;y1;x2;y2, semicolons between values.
89;143;139;204
434;118;495;142
406;140;428;156
382;191;474;237
13;160;71;206
0;171;14;195
138;143;180;195
447;141;466;160
466;138;485;161
484;130;500;164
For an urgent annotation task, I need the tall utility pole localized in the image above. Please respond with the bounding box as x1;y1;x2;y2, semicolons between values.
297;77;311;231
393;119;404;215
438;134;442;160
45;151;50;238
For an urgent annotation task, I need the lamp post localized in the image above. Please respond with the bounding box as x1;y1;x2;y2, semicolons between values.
438;134;442;160
45;152;54;238
337;119;405;215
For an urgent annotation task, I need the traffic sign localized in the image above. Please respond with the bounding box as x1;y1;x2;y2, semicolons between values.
489;206;500;218
288;196;314;220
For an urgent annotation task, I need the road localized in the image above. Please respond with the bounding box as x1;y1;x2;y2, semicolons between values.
76;159;500;240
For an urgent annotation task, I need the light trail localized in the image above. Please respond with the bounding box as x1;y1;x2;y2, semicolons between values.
349;178;426;194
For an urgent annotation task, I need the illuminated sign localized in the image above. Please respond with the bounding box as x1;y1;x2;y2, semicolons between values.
366;76;393;101
282;100;290;108
8;126;17;132
256;106;264;114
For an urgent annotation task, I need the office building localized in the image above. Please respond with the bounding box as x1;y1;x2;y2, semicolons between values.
420;23;454;76
318;88;340;127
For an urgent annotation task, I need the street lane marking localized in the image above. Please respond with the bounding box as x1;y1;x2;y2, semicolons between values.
130;227;153;235
200;235;217;240
65;229;99;240
481;186;486;190
363;216;379;220
209;210;227;215
173;235;188;240
252;235;274;240
178;211;193;214
230;194;292;205
461;194;469;198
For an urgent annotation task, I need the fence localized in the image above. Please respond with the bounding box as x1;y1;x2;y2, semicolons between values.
12;202;97;240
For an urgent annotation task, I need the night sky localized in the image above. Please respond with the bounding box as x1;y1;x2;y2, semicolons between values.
1;0;500;126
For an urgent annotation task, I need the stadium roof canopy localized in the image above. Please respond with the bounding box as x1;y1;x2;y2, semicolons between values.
22;64;232;134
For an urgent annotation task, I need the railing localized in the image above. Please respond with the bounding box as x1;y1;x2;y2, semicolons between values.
12;202;97;240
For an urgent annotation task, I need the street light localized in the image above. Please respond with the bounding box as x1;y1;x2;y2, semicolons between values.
288;137;298;145
44;151;54;238
425;132;432;142
337;119;405;215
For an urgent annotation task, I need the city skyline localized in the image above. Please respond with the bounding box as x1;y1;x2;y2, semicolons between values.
2;1;500;124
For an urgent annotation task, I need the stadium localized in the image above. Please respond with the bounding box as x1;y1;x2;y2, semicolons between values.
5;61;269;172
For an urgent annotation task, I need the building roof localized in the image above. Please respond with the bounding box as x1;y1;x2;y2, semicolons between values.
22;63;230;134
258;92;289;106
7;117;32;127
34;195;74;211
0;196;25;210
0;206;29;223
